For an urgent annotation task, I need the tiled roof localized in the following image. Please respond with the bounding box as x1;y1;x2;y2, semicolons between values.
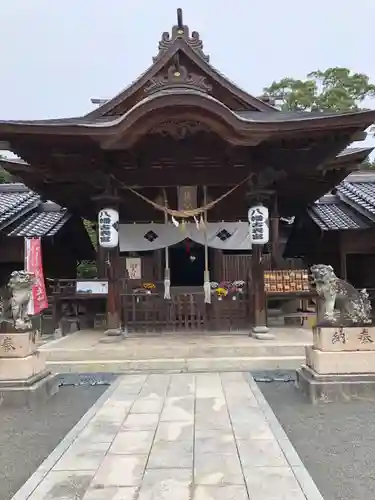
309;171;375;230
0;184;70;237
7;209;70;237
0;185;39;227
336;180;375;218
308;197;369;231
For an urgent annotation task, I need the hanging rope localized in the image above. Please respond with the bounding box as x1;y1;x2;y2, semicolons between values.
110;174;251;218
162;188;171;300
202;186;211;304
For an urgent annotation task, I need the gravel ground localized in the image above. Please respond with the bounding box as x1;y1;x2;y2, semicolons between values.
0;375;114;500
255;371;375;500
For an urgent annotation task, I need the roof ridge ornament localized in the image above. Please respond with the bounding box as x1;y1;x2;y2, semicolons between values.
153;8;209;63
144;62;212;95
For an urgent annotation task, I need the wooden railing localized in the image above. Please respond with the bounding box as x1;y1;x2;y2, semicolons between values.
121;292;248;333
47;279;249;333
47;278;375;334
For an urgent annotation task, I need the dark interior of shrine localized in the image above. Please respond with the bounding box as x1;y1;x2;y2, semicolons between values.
167;240;208;287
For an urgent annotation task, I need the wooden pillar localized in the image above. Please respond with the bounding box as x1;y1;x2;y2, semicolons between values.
248;198;275;340
96;238;107;279
271;195;281;267
339;232;347;281
106;244;122;333
251;245;273;338
93;191;122;335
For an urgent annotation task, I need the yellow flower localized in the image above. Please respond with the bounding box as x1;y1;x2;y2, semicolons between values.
216;287;228;297
143;283;156;290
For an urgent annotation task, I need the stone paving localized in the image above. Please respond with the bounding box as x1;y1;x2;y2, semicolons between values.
17;373;323;500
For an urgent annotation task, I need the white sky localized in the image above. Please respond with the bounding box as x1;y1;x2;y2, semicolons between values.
1;0;374;154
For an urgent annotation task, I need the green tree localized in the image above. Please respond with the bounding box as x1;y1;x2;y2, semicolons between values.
264;67;375;112
0;155;12;183
76;220;98;278
0;167;11;183
362;159;375;170
264;67;375;169
83;219;97;249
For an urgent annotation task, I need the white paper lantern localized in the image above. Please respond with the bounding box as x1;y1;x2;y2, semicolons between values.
248;204;269;245
98;208;119;248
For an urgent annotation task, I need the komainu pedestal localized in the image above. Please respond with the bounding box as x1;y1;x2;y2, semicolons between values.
297;326;375;403
0;330;59;408
296;264;375;403
0;271;58;408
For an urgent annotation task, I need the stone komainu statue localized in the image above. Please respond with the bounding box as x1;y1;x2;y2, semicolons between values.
7;270;35;331
310;264;372;325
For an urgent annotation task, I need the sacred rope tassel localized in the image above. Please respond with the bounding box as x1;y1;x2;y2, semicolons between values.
163;190;171;300
203;186;211;304
164;266;171;300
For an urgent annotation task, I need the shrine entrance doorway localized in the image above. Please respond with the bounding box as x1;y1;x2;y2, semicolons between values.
168;240;207;288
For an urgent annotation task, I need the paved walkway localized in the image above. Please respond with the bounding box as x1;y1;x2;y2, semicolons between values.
13;373;323;500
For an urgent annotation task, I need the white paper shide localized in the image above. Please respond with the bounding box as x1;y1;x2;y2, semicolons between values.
98;208;119;248
248;204;269;245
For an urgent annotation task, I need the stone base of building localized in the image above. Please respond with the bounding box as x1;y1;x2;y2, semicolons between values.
296;364;375;404
251;325;275;340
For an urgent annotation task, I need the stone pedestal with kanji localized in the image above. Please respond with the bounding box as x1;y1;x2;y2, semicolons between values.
0;329;59;408
296;325;375;403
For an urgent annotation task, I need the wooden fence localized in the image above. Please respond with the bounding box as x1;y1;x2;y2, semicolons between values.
121;291;248;333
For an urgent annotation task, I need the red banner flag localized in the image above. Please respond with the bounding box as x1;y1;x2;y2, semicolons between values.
25;238;48;315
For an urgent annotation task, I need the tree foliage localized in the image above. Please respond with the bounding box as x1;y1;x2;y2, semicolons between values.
83;219;97;250
76;220;98;278
264;67;375;113
76;260;97;278
0;167;12;183
264;67;375;169
362;158;375;170
0;155;12;183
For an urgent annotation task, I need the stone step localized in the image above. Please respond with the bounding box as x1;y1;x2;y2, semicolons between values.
47;355;304;373
42;342;308;362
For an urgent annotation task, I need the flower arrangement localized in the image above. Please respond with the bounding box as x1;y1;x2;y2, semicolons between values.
210;280;246;300
143;282;156;290
231;280;246;293
133;282;156;296
216;287;228;299
142;282;156;295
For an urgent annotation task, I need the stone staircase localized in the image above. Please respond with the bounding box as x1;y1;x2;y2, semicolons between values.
40;330;311;374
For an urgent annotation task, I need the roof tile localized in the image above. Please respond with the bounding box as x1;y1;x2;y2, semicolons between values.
0;191;39;226
0;183;71;237
308;201;369;231
7;210;70;237
337;181;375;216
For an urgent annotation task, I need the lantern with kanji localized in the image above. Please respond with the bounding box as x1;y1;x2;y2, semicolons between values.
98;208;119;248
248;204;269;245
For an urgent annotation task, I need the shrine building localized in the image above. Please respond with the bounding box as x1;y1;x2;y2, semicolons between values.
0;9;374;336
0;181;94;287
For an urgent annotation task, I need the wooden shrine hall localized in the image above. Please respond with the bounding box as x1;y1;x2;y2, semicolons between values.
0;9;375;337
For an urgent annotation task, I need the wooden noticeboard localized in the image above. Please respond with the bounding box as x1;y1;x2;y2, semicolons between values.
264;269;310;293
126;257;142;280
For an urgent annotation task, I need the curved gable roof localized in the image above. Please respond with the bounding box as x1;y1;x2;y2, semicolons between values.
85;12;278;119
